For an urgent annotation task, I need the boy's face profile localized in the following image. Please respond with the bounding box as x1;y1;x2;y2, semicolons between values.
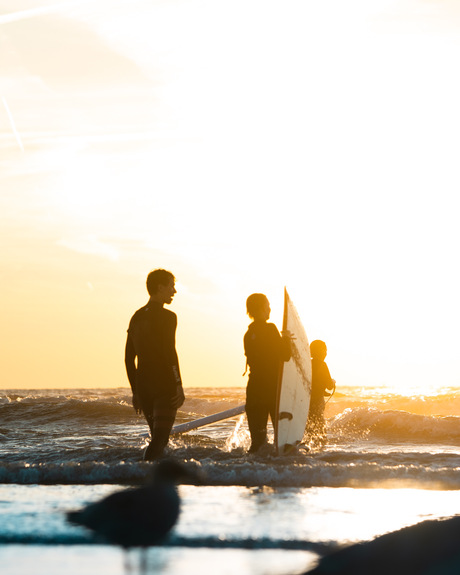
246;293;271;321
261;299;271;321
252;297;270;321
157;279;176;305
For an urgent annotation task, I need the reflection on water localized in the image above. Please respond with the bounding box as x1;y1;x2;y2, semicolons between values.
2;485;460;575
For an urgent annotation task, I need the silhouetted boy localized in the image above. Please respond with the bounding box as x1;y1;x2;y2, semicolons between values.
307;339;335;441
125;269;185;461
244;293;291;453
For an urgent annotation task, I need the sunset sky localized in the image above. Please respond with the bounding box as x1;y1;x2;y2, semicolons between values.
1;0;459;392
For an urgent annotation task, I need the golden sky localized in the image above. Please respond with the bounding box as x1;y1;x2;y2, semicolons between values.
1;0;459;392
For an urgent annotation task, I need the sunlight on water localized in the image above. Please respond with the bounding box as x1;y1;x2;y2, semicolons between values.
0;545;317;575
4;483;460;574
364;383;455;398
294;488;460;544
225;415;251;451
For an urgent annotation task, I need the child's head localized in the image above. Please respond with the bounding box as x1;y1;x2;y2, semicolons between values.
146;269;175;296
310;340;327;361
246;293;270;321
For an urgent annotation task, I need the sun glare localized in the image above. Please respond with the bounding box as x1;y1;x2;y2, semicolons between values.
302;487;460;544
1;0;459;389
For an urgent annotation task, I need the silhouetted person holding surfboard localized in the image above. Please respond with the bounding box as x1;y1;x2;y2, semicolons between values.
125;269;185;461
244;293;292;453
306;340;335;442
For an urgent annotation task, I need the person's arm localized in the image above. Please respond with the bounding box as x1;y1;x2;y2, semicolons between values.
170;360;185;409
323;363;335;396
243;330;253;363
165;313;185;409
125;334;142;414
279;329;292;362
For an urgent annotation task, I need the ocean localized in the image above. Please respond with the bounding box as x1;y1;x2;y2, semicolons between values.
1;386;460;575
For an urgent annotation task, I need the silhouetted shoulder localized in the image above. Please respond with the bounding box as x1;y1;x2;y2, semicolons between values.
128;304;177;329
162;308;177;322
267;322;281;335
128;304;149;325
305;515;460;574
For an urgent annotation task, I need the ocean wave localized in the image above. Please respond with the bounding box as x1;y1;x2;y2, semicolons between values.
2;450;460;489
2;387;459;431
330;408;460;444
2;388;460;490
0;531;333;552
0;388;245;426
0;394;134;425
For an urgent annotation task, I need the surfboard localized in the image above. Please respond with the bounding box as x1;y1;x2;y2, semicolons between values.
171;405;245;435
275;288;312;455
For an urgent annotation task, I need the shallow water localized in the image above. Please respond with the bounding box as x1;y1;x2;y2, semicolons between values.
2;485;460;575
0;545;318;575
1;386;460;574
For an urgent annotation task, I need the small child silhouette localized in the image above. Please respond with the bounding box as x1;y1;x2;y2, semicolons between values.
306;340;335;443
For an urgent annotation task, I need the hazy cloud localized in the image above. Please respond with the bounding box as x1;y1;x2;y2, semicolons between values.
0;8;147;89
57;235;119;261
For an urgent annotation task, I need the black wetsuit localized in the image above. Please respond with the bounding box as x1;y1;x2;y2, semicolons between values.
125;301;183;460
307;358;334;436
244;321;291;452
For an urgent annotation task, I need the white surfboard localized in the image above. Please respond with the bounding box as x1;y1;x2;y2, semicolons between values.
275;288;312;455
140;405;245;439
171;405;245;435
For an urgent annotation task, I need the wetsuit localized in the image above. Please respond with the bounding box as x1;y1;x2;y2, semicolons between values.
307;358;334;437
125;301;183;460
244;321;291;452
